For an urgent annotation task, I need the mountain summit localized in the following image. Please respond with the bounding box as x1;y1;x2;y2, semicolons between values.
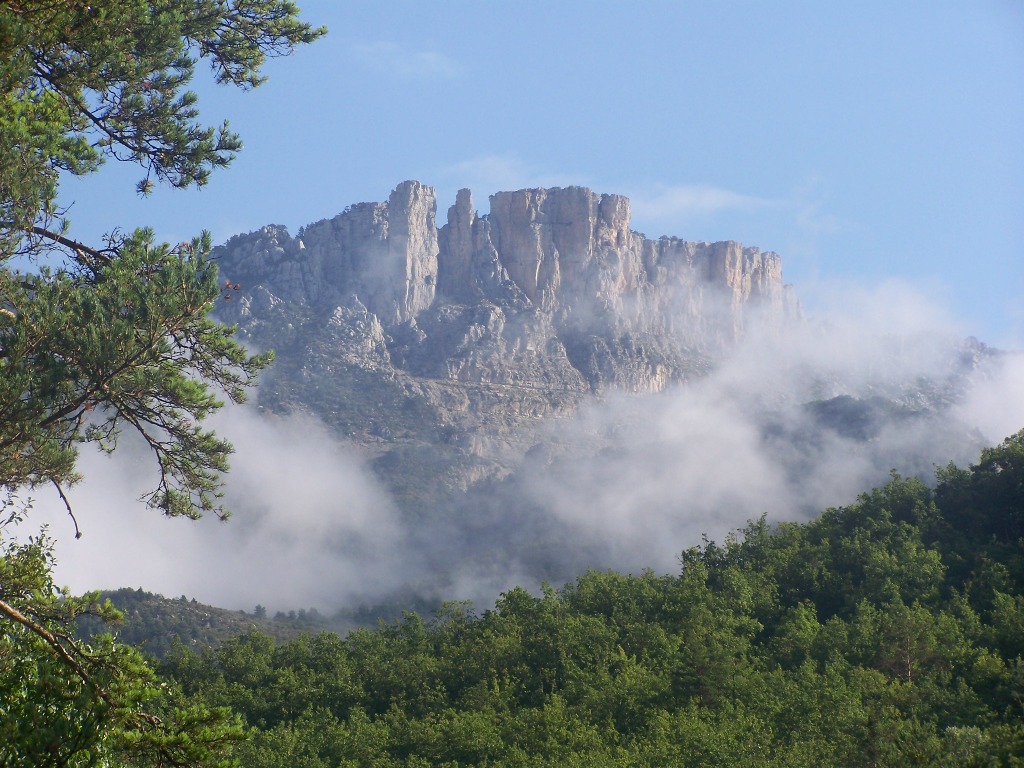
214;181;802;489
198;181;1004;602
219;180;798;360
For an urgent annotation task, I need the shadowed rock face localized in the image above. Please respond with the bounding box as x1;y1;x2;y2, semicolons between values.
233;181;439;324
213;181;800;492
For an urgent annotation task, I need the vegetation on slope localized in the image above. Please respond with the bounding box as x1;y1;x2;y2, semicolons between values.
148;431;1024;767
74;588;337;658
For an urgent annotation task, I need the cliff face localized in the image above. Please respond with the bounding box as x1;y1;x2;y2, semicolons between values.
200;181;1003;607
214;181;799;491
222;182;439;324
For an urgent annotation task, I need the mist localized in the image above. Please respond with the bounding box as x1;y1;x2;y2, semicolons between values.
34;409;411;613
27;280;1024;615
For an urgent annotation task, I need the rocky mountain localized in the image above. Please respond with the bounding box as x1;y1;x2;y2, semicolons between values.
214;181;806;496
198;180;1011;606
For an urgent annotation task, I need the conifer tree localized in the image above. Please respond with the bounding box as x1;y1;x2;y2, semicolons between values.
0;2;323;764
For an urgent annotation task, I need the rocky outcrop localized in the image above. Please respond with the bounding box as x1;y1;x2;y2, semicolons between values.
431;185;794;344
219;182;796;354
214;181;800;487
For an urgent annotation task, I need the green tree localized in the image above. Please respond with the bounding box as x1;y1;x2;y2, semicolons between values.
0;518;245;767
148;431;1024;766
937;430;1024;556
1;1;323;764
1;0;322;520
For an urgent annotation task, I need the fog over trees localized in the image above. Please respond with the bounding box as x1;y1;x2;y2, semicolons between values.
2;3;1023;767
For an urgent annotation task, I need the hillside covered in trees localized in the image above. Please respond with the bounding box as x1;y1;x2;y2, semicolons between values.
134;431;1024;767
74;587;337;658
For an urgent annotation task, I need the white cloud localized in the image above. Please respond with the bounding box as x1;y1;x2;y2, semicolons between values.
350;41;459;79
629;183;778;222
624;178;847;256
512;281;1012;576
20;280;1020;617
789;175;845;237
954;351;1024;446
794;199;843;236
436;154;580;201
36;406;409;612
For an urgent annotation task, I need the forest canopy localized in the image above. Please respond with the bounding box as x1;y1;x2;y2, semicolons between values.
139;433;1024;766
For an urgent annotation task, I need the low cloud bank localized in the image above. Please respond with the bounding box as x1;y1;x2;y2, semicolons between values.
515;280;1020;573
30;282;1024;614
37;410;409;612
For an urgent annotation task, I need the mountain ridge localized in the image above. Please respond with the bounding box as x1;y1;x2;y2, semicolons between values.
213;181;805;489
198;181;1005;604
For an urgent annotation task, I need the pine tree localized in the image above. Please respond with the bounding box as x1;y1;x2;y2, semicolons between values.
0;2;323;764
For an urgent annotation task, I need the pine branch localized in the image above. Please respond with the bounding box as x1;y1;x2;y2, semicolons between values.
0;596;113;707
30;226;113;267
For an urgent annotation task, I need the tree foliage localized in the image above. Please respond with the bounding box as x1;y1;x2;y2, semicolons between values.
1;0;322;520
1;2;323;764
0;510;245;767
158;432;1024;767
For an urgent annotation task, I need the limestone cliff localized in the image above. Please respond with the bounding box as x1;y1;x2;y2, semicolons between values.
214;181;800;493
201;181;1005;607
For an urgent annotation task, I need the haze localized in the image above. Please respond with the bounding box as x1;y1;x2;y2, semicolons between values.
20;2;1024;613
33;279;1024;613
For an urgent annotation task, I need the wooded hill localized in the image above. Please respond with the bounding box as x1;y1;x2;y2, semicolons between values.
125;431;1024;766
75;588;333;658
75;587;437;658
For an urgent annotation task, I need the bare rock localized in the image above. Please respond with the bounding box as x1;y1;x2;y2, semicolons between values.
213;181;800;486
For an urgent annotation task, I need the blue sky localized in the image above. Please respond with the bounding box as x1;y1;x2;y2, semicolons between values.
62;1;1023;346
